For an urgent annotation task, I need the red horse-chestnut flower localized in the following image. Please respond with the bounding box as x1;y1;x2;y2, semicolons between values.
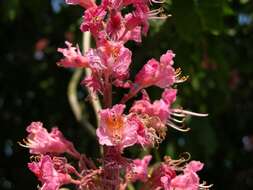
21;0;212;189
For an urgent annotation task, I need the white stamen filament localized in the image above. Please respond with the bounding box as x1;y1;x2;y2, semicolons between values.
173;109;208;117
170;117;185;123
18;139;31;148
167;122;190;132
149;8;163;15
171;112;186;117
199;183;213;189
149;15;169;20
151;0;165;3
18;142;30;148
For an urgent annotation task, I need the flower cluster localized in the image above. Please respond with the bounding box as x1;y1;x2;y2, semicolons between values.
21;0;212;189
20;122;102;189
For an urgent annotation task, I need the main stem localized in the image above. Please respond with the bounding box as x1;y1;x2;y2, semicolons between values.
103;82;112;108
102;70;119;189
103;71;112;108
102;146;121;190
83;31;118;189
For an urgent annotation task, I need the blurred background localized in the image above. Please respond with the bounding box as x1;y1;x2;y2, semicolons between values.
0;0;253;189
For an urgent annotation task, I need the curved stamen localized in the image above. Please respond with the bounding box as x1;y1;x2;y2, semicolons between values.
18;138;32;148
17;141;30;148
149;15;169;20
199;182;213;189
179;152;191;162
171;112;186;117
167;122;190;132
27;138;36;144
167;158;189;167
170;117;185;123
151;0;165;3
148;8;171;20
29;155;41;162
149;8;163;14
175;75;189;83
173;109;208;117
175;67;182;77
148;8;164;16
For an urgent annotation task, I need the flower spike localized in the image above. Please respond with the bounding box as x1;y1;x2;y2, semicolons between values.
22;0;212;189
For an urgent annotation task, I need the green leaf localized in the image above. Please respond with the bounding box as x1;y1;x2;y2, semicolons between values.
172;0;202;42
188;119;218;159
197;0;224;32
2;0;20;22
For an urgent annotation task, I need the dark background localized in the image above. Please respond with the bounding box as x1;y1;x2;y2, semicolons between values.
1;0;253;189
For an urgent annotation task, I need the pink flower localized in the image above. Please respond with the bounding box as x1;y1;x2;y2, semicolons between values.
22;122;80;158
112;79;132;88
124;26;142;43
184;161;204;173
106;11;142;43
100;41;132;77
129;115;152;147
101;0;126;10
160;50;175;65
80;6;106;34
149;163;176;190
86;41;132;87
129;89;177;147
65;41;132;93
125;3;150;35
85;48;107;71
128;114;165;148
129;155;152;182
106;42;132;80
122;14;142;42
28;155;74;190
131;89;177;123
162;88;177;105
125;12;142;31
112;51;132;81
96;104;138;150
124;1;168;35
65;0;96;9
106;10;123;38
134;50;176;89
57;41;88;68
81;75;103;93
170;161;204;190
